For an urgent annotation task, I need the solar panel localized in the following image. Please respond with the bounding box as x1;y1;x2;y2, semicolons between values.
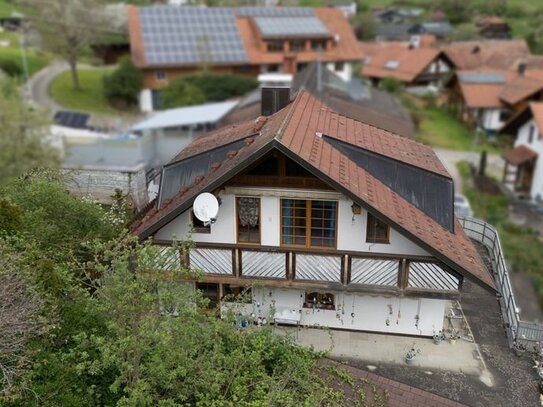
236;7;314;17
253;16;330;39
460;72;506;84
139;6;248;66
53;111;90;129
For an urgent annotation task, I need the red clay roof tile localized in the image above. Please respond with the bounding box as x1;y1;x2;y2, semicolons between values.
132;91;494;291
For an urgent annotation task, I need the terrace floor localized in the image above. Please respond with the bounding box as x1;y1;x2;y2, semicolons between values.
275;279;538;407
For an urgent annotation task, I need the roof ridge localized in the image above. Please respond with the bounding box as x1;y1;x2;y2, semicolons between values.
274;89;309;141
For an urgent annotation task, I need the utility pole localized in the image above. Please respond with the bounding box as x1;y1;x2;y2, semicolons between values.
19;23;30;100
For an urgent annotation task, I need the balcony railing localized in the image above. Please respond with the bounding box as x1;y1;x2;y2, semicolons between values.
153;241;461;296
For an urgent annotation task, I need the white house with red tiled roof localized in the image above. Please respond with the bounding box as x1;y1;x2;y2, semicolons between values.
501;103;543;200
131;89;495;337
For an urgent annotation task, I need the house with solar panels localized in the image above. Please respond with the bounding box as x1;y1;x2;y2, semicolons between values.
130;88;495;337
127;6;363;111
447;67;543;132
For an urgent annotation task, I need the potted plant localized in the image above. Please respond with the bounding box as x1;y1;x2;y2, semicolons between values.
433;330;444;345
405;347;421;365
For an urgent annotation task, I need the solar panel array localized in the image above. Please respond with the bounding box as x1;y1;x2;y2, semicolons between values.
236;7;314;17
254;16;330;39
53;111;90;129
460;72;506;84
139;7;248;66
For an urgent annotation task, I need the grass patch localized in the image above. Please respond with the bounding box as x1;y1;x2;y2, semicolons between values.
49;67;118;115
457;160;543;304
415;106;504;153
0;0;18;18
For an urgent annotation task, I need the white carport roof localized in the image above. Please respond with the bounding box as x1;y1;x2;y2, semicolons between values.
132;100;239;132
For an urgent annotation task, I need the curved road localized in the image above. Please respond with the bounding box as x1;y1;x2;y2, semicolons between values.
25;60;68;112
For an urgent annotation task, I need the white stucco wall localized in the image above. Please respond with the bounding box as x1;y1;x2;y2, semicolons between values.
514;119;543;200
226;287;446;336
479;108;507;131
326;61;353;82
155;189;429;257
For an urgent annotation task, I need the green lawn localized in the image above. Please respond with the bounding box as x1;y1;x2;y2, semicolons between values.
0;0;17;18
49;67;117;115
0;31;50;77
415;107;503;153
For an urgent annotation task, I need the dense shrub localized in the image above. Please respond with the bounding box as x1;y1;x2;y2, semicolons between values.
0;59;22;77
160;78;206;109
160;73;258;109
380;76;403;93
102;59;143;109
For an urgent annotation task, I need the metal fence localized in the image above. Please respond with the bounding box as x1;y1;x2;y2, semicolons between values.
459;216;543;349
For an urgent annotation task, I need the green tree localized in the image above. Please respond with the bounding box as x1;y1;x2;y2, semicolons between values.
351;13;377;40
160;78;206;109
103;58;143;109
437;0;472;24
188;73;258;101
0;79;59;186
20;0;105;90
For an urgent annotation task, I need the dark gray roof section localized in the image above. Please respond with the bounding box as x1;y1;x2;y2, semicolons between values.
459;72;506;84
158;136;252;206
254;16;330;39
409;21;453;37
54;110;90;129
323;135;454;231
139;6;248;66
236;7;314;17
376;24;411;40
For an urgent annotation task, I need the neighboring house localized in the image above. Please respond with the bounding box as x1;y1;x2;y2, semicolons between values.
441;39;530;71
127;5;363;110
448;67;543;132
476;16;511;39
409;22;454;39
375;24;411;42
501;103;543;200
372;8;423;24
130;90;495;337
361;41;454;90
223;62;416;138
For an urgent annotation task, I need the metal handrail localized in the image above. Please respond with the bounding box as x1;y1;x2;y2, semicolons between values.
458;216;542;348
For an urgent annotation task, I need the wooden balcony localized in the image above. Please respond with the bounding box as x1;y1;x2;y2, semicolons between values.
153;242;462;299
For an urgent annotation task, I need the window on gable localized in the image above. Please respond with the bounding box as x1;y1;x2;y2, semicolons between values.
155;70;166;81
289;40;306;52
267;41;283;52
366;213;390;244
237;197;260;243
191;210;211;234
281;199;337;248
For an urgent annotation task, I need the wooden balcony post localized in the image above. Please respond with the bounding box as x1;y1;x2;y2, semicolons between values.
398;259;410;289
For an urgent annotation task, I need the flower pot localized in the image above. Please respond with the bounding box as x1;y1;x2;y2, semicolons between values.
405;356;414;365
449;338;457;345
433;336;442;345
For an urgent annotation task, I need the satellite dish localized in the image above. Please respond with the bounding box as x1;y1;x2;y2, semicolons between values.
193;192;219;225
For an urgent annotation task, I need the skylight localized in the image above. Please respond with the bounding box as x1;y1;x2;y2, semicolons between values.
385;60;400;70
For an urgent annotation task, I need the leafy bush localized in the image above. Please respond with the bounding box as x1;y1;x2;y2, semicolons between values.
102;58;143;109
380;76;403;93
160;73;258;109
0;198;21;235
0;59;22;77
437;0;472;24
160;78;206;109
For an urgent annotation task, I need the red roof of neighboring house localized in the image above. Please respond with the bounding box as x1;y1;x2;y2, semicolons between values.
128;6;363;69
442;40;529;70
502;144;538;165
132;91;494;292
361;42;445;83
476;16;508;27
531;103;543;134
499;75;543;106
457;68;515;108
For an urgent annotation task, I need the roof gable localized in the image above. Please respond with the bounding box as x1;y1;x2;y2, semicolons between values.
131;91;494;292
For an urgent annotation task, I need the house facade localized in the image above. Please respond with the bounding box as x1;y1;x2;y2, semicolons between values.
501;103;543;200
127;6;363;111
131;90;495;337
361;41;454;90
